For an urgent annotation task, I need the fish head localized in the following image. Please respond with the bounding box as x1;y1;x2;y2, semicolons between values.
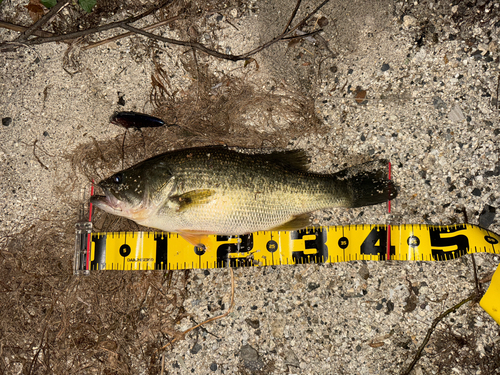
90;167;157;222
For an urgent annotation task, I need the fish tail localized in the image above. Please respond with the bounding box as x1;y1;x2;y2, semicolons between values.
333;160;397;208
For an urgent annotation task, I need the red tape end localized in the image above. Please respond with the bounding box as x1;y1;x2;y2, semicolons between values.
387;162;392;260
86;180;94;271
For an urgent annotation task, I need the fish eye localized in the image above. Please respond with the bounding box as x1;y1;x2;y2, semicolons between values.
113;173;123;184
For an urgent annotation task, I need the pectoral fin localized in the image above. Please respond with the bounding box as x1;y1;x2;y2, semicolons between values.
179;230;212;248
269;214;311;231
169;189;215;212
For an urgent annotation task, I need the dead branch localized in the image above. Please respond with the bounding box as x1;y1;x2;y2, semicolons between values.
281;29;322;41
121;23;241;61
401;292;479;375
1;0;331;63
231;0;330;61
287;0;330;35
158;267;235;350
282;0;303;34
0;21;62;39
8;0;174;46
82;16;182;50
402;206;486;375
16;0;70;42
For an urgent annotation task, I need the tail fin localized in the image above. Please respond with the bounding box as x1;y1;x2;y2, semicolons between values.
333;160;397;208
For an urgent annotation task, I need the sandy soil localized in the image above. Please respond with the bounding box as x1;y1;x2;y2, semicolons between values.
1;0;500;374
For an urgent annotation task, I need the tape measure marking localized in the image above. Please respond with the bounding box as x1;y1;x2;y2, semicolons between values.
73;224;500;272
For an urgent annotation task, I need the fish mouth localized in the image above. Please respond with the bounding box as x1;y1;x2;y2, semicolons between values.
90;189;123;212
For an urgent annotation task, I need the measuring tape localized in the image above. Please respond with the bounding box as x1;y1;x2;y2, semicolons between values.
74;223;499;271
74;223;500;324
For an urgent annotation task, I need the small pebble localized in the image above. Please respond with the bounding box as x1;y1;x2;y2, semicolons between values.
240;344;264;370
432;96;447;110
479;205;496;228
245;318;260;329
386;300;394;314
283;348;300;367
358;264;370;280
117;93;125;106
307;282;320;292
190;343;202;355
403;15;417;28
472;188;482;197
381;63;390;71
210;362;217;371
2;117;12;126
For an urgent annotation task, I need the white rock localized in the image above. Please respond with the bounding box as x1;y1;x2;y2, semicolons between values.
448;104;465;122
403;15;417;28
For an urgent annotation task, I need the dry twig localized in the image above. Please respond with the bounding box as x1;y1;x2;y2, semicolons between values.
402;207;486;375
16;0;70;42
10;0;174;46
0;21;61;39
159;267;235;350
400;293;479;375
33;140;49;170
2;0;332;63
81;16;182;50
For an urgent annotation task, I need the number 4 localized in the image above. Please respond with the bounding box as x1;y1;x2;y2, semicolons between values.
360;226;395;260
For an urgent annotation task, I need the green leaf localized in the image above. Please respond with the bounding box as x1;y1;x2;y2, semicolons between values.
40;0;57;8
79;0;96;13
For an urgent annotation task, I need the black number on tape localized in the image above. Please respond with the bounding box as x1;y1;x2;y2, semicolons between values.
429;225;469;260
216;234;254;267
485;235;499;245
91;234;107;270
360;226;395;260
407;235;420;247
194;244;207;256
290;229;328;264
338;237;349;249
266;240;278;253
154;234;168;270
119;244;131;258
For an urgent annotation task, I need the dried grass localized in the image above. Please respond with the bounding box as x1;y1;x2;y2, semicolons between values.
0;214;192;374
1;27;326;372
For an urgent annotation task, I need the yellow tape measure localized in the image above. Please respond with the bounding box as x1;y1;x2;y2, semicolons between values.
74;223;499;271
74;223;500;324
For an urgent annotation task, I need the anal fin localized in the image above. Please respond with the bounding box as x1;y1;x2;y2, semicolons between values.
179;230;212;248
268;214;311;231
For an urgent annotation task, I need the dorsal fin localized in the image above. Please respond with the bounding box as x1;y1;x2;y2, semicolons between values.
260;149;310;172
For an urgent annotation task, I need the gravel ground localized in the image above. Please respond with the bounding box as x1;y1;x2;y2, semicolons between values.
1;0;500;374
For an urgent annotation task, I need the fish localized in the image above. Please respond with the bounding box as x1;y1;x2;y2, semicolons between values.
90;146;397;246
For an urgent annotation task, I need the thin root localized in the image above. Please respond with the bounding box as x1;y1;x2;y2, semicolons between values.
159;267;235;350
33;140;49;170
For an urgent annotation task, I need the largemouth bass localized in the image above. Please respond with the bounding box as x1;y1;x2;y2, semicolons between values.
91;146;397;246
